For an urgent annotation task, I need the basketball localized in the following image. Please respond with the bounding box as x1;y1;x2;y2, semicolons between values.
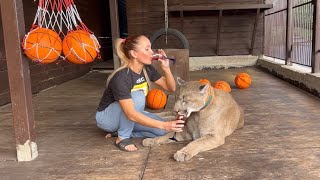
235;73;252;89
62;30;99;64
146;89;167;110
22;27;62;64
213;81;231;93
199;78;210;84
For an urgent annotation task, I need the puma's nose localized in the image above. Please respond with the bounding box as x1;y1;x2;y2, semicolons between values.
177;110;188;116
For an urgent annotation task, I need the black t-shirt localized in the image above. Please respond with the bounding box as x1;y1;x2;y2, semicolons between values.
97;65;162;112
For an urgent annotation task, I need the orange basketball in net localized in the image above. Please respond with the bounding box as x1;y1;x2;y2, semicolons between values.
22;27;62;64
146;89;167;110
62;30;99;64
235;73;252;89
213;81;231;93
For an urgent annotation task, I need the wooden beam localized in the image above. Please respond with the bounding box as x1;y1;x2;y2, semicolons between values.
180;10;184;33
250;8;260;54
216;10;223;55
312;0;320;73
109;0;120;69
0;0;38;161
285;0;293;65
168;4;273;11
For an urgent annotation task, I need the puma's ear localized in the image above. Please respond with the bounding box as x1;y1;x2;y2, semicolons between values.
177;77;186;86
199;84;209;95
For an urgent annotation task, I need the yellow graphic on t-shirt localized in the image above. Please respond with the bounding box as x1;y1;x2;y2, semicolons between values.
131;82;149;96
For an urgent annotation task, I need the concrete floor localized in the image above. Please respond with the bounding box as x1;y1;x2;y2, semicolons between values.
0;67;320;179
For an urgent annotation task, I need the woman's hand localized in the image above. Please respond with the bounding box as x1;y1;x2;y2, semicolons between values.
163;119;185;132
157;49;170;69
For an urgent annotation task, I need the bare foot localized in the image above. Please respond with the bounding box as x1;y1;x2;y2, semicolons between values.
105;132;118;138
115;137;138;151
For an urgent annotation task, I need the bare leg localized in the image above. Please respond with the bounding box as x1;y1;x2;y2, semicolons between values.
173;134;225;162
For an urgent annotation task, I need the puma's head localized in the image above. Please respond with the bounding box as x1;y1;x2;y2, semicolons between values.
173;77;212;117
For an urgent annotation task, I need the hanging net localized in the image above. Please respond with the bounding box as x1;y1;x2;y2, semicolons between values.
22;0;100;64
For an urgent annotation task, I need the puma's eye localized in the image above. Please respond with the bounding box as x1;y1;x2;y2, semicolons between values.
184;97;191;102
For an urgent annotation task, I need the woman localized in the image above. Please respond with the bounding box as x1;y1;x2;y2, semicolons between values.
96;35;185;152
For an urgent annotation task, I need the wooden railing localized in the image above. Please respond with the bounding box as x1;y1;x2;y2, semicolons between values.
264;0;320;73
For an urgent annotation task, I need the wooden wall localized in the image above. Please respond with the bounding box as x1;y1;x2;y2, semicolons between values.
126;0;265;56
0;6;10;106
0;0;104;106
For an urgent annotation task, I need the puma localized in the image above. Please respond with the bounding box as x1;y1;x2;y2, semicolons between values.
142;78;244;162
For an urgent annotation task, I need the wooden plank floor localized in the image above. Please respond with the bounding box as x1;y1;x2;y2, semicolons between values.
0;67;319;179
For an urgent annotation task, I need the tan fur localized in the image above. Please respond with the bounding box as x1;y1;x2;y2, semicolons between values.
143;78;244;162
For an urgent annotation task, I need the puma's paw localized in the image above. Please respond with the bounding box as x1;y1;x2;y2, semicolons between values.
142;138;155;147
173;150;192;162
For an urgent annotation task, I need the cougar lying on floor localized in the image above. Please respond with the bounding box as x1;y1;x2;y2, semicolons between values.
143;78;244;162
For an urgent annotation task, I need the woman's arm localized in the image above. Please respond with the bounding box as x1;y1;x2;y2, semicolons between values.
119;99;184;132
154;70;176;92
154;49;176;92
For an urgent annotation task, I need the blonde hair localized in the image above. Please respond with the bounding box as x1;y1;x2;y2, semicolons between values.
106;35;144;87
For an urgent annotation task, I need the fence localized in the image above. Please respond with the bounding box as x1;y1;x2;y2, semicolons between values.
264;0;313;66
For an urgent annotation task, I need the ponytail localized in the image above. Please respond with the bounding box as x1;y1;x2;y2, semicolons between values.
106;35;144;87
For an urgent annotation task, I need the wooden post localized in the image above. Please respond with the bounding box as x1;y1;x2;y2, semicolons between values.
250;8;260;54
286;0;293;65
216;10;223;55
0;0;38;161
109;0;120;69
312;0;320;73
